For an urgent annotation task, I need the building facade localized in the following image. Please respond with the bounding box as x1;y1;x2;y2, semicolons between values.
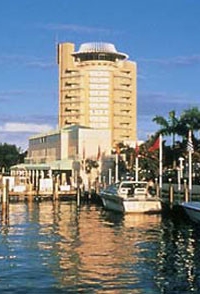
27;125;111;164
57;42;137;147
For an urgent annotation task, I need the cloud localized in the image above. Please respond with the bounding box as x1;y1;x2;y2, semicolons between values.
40;23;111;35
139;91;198;105
25;61;55;69
0;90;26;102
138;114;157;140
0;122;53;133
139;54;200;67
0;54;55;69
0;121;56;151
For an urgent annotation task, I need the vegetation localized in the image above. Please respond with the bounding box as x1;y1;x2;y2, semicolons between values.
0;143;27;173
2;106;200;183
114;107;200;182
153;107;200;142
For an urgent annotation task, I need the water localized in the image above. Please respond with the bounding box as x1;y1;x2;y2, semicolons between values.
0;201;200;293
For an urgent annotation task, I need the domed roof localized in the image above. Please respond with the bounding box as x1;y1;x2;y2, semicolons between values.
73;42;128;60
78;42;118;54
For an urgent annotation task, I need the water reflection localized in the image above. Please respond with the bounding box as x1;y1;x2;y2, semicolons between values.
156;217;200;293
1;202;200;292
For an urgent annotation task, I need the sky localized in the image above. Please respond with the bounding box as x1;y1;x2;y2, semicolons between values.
1;0;200;151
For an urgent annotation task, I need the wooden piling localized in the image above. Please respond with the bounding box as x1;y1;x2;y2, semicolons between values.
169;182;174;205
184;179;189;202
155;179;160;197
76;187;81;207
53;182;59;201
28;183;33;202
2;179;9;222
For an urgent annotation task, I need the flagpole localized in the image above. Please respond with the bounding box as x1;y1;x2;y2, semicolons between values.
135;155;139;182
135;141;139;182
115;153;119;183
188;150;192;199
159;134;162;190
188;130;193;200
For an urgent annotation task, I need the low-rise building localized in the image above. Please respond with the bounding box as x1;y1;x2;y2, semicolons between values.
10;125;112;191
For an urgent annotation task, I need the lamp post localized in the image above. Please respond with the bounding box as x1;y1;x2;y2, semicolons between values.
177;167;181;191
178;157;184;191
178;157;184;179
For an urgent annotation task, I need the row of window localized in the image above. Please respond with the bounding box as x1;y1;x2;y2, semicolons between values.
89;71;110;77
89;116;109;122
89;90;109;96
89;96;109;102
89;103;108;109
90;122;109;128
89;77;109;83
89;109;108;115
89;84;109;89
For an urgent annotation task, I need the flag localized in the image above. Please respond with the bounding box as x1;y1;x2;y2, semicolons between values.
187;130;194;153
148;137;160;152
97;145;101;161
135;142;139;157
83;145;85;160
116;145;120;155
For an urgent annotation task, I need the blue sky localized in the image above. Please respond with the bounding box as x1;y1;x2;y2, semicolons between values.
1;0;200;150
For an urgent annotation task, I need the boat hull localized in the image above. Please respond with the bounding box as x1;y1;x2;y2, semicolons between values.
182;202;200;223
99;180;162;214
100;193;162;214
123;198;162;213
100;193;124;213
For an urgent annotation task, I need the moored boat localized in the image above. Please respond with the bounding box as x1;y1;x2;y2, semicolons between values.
181;201;200;223
99;180;162;214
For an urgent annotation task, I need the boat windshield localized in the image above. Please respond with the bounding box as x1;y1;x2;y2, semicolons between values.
120;182;147;189
104;183;118;194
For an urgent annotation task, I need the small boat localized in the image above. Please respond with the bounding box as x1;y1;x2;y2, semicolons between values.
99;180;162;213
181;202;200;223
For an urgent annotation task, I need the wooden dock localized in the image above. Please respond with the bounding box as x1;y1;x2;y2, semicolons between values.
0;188;77;202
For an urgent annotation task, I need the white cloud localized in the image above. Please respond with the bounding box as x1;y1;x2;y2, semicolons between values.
41;23;111;35
139;54;200;67
0;122;53;133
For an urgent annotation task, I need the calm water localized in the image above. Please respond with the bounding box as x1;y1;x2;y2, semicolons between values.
0;201;200;293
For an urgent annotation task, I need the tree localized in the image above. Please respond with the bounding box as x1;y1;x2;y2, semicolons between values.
0;143;27;172
178;107;200;139
152;110;179;147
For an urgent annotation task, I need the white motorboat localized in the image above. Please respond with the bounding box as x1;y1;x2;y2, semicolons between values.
99;180;162;213
181;201;200;223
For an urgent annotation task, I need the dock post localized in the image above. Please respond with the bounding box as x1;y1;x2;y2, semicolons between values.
2;179;9;221
28;183;33;202
76;186;81;207
169;179;174;206
95;178;99;195
53;182;59;201
155;178;160;197
184;179;189;202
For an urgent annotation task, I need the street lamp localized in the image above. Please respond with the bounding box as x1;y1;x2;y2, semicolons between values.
178;157;184;179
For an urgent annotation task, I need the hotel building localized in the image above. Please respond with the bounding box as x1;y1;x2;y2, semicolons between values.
11;42;137;187
57;42;137;146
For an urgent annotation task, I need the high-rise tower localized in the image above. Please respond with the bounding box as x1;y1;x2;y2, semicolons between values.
57;42;137;146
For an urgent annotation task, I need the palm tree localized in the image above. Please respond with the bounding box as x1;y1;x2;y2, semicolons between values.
178;107;200;139
152;110;179;147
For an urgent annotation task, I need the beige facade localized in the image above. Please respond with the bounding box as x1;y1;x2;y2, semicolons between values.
27;125;111;164
57;42;137;147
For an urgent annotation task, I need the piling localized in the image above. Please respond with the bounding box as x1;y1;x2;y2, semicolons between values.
28;183;33;202
184;179;189;202
95;179;100;195
169;181;174;205
155;179;160;197
53;182;59;201
76;187;81;207
2;179;9;222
